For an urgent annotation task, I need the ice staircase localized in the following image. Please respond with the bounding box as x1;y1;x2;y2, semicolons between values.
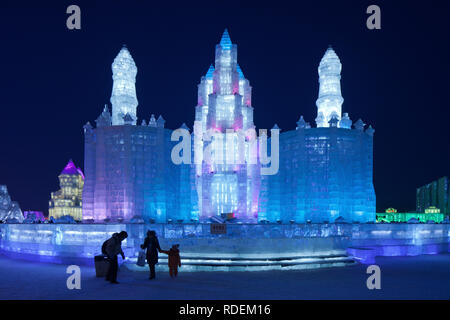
123;253;356;272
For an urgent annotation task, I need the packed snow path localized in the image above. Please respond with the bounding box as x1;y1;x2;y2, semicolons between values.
0;254;448;299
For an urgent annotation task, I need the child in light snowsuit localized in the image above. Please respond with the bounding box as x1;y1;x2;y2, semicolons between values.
161;244;181;277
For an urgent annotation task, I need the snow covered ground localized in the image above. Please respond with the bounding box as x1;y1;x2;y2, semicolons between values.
0;253;448;300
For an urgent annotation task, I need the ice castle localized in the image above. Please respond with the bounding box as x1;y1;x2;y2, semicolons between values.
82;30;376;224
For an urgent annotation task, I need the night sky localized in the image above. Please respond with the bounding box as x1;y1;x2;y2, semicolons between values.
0;0;449;214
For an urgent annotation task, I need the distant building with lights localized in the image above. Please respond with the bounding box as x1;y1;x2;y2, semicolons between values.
376;207;444;223
416;177;449;218
49;160;84;221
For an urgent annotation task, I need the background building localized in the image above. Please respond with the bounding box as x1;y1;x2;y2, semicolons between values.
417;177;449;218
49;160;84;221
377;207;445;223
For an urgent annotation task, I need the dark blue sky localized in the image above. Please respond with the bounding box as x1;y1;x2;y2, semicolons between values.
0;0;449;213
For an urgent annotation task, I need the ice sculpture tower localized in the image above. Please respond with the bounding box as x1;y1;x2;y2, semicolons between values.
193;29;260;222
83;46;188;223
110;45;138;126
315;47;344;128
260;46;376;223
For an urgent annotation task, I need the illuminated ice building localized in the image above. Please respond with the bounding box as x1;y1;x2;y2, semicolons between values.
82;31;375;224
193;29;261;223
259;47;376;223
49;160;84;221
82;46;195;223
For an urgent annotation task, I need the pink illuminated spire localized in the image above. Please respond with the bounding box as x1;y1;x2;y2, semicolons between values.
60;159;84;179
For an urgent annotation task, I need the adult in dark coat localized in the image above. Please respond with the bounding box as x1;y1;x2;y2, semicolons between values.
104;231;128;284
141;230;162;279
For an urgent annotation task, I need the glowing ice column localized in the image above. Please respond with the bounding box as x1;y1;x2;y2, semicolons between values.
110;45;138;126
207;29;241;218
315;47;344;128
193;29;260;222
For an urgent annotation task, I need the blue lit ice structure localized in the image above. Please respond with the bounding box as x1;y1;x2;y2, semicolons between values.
110;45;138;126
0;223;449;270
193;29;260;223
258;47;376;224
0;223;127;264
259;117;376;223
82;47;196;223
347;224;450;264
83;32;375;225
315;47;344;128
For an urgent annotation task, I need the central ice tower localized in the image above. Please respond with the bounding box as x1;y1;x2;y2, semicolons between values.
193;29;260;222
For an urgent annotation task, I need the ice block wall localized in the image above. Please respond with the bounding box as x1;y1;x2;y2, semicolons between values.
0;223;448;265
260;124;376;223
83;120;197;223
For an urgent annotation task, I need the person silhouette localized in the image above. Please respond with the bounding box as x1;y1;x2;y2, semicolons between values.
141;230;162;279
